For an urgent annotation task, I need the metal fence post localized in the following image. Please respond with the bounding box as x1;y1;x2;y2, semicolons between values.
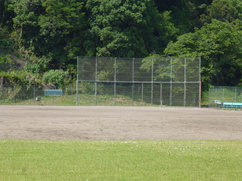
114;57;117;105
151;59;154;105
199;57;202;107
170;58;173;106
160;83;162;106
13;85;15;103
142;83;144;102
76;56;79;106
208;87;211;107
95;57;98;105
235;87;237;102
76;80;78;106
33;84;36;101
132;58;135;105
222;87;225;103
184;58;187;107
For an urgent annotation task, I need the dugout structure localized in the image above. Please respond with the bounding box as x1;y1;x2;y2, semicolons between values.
76;56;201;107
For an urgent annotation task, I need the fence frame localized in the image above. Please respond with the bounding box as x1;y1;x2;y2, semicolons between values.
76;56;202;107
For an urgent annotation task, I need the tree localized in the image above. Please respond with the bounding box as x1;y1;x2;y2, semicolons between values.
85;0;177;57
10;0;86;69
164;19;242;89
201;0;242;24
38;0;86;64
10;0;44;51
0;27;12;53
0;0;14;27
154;0;213;34
0;55;12;72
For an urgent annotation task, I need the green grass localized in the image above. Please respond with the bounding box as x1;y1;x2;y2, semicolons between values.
2;94;156;106
0;140;241;181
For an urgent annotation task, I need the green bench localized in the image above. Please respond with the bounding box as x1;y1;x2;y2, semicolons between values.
44;89;63;96
222;102;242;108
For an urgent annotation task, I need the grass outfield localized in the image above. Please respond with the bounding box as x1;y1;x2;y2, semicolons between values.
0;140;241;181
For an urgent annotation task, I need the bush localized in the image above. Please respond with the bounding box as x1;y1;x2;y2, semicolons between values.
24;56;51;74
0;70;41;85
42;69;70;88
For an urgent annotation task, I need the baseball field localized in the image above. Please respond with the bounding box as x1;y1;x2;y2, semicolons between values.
0;106;241;180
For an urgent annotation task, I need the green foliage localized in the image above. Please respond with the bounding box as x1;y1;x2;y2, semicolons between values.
42;69;70;88
0;0;242;90
0;28;12;51
0;70;40;85
0;0;14;27
155;0;213;33
8;0;86;67
38;0;86;60
10;0;44;51
165;19;242;89
86;0;177;57
24;56;51;74
0;54;13;72
201;0;242;23
141;56;200;83
140;55;170;81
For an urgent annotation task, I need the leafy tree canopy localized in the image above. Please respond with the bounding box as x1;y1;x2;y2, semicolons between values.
0;0;241;89
164;19;242;88
201;0;242;23
85;0;177;57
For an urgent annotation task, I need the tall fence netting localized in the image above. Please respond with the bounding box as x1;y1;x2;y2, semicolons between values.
77;57;201;107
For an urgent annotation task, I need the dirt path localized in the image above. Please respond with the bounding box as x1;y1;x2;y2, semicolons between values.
0;106;241;140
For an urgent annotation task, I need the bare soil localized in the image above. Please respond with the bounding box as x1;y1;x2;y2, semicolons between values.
0;106;241;140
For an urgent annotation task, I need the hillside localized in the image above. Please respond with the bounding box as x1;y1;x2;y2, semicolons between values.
0;0;241;90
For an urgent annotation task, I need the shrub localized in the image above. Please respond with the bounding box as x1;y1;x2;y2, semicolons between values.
42;69;70;88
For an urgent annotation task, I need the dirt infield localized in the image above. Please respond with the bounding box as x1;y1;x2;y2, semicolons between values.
0;105;241;140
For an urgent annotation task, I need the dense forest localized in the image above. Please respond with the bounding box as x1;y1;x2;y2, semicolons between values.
0;0;241;91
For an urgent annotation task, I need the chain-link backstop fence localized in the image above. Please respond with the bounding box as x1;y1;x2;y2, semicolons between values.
208;86;242;108
77;57;201;107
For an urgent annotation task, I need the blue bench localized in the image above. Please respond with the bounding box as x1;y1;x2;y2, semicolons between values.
222;102;242;108
44;89;63;96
